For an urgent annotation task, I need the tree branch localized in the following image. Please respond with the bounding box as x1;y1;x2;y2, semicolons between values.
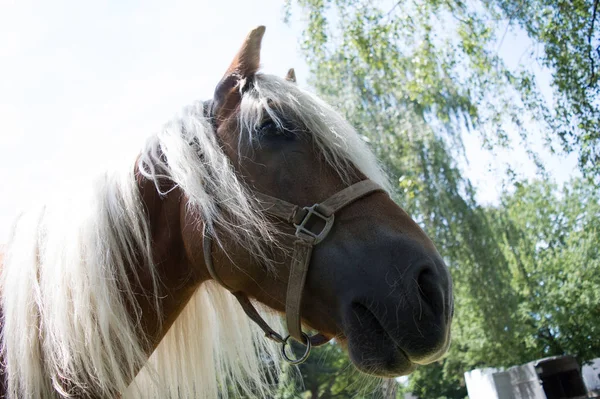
497;0;527;52
385;1;402;18
538;327;565;355
588;0;599;87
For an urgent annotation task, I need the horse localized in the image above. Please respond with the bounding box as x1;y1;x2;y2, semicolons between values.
0;26;453;398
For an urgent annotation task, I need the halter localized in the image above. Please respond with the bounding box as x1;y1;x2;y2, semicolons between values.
203;179;384;364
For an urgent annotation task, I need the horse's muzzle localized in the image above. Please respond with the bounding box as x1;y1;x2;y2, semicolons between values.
341;258;453;377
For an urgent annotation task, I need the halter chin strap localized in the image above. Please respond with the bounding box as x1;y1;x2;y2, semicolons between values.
203;179;385;364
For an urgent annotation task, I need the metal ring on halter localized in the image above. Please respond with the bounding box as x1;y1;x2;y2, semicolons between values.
281;333;312;365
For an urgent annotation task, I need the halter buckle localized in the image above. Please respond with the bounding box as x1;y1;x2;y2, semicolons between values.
293;204;334;244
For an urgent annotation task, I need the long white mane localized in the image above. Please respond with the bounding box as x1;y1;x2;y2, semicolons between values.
0;74;390;398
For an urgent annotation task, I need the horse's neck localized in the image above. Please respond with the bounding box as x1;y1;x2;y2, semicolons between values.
133;169;201;353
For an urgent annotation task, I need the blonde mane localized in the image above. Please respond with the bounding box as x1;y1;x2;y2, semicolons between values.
1;74;390;398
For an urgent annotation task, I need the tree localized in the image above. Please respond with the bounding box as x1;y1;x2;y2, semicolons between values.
286;0;599;180
485;0;600;177
490;178;600;361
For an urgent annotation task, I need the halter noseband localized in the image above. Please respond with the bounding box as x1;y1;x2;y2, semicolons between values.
203;179;384;364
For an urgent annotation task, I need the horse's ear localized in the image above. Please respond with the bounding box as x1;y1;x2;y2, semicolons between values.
285;68;296;83
223;26;265;79
212;26;266;123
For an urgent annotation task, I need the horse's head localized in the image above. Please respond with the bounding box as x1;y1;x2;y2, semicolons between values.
188;27;453;377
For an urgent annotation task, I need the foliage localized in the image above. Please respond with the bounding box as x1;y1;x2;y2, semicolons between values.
483;0;600;177
406;360;467;399
490;178;600;361
285;0;599;179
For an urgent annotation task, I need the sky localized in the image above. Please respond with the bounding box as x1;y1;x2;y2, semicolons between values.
0;0;579;244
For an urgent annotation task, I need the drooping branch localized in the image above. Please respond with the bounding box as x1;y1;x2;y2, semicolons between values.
385;0;402;17
589;0;599;86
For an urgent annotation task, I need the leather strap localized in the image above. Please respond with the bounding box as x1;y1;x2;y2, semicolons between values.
202;179;385;361
254;179;384;220
253;192;298;222
285;239;314;342
203;230;229;289
320;179;384;215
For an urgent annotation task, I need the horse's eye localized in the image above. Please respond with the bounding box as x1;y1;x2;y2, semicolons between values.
259;120;279;134
258;119;295;140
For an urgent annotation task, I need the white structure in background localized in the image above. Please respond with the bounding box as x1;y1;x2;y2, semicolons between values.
465;364;545;399
465;356;600;399
582;358;600;393
465;368;501;398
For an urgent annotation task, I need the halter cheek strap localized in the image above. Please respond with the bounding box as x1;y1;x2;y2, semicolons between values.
203;179;384;364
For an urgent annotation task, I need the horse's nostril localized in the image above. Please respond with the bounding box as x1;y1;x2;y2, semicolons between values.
416;268;443;314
